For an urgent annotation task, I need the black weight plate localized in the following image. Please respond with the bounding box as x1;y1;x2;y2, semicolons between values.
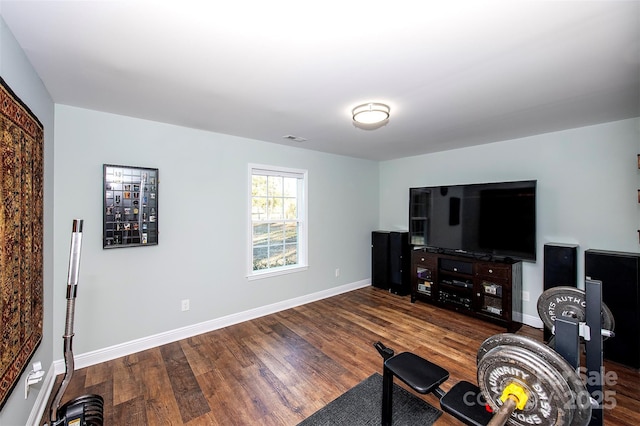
477;333;591;426
537;286;615;339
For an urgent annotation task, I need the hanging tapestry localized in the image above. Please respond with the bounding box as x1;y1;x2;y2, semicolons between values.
0;77;44;409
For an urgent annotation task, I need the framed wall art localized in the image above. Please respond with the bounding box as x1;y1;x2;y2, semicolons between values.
103;164;158;248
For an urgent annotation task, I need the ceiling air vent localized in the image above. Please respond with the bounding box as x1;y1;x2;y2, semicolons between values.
282;135;307;143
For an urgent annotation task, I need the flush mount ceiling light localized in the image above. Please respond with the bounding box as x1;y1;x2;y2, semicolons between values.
352;102;390;125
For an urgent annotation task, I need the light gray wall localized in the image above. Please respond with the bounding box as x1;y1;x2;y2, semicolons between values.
379;118;640;322
0;16;55;426
53;105;379;353
3;9;640;424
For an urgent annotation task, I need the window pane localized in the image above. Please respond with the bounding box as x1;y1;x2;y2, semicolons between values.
267;197;283;220
283;177;297;197
253;223;269;247
269;223;284;245
252;197;267;221
284;222;298;244
269;244;285;267
284;198;297;220
253;246;268;270
252;175;267;196
268;176;283;197
284;243;298;265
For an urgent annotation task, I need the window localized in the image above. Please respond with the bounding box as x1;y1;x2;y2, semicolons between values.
249;164;307;278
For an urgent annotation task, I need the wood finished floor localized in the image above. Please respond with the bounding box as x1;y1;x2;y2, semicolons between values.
41;286;640;425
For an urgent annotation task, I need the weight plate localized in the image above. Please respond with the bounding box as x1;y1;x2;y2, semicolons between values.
477;333;591;426
537;286;615;339
478;345;570;425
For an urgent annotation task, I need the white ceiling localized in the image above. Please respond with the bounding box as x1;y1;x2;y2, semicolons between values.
1;1;639;161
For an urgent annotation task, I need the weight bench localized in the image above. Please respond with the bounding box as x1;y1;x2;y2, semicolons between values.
376;342;493;426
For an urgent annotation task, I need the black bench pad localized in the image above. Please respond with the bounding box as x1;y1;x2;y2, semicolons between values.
384;352;449;394
440;380;493;426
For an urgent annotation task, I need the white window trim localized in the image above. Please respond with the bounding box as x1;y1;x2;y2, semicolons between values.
247;163;308;280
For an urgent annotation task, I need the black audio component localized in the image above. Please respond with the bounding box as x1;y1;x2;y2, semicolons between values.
543;243;578;341
439;291;472;308
440;258;473;275
372;231;410;295
585;249;640;369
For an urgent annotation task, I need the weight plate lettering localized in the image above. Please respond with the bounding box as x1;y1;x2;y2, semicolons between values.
477;333;591;426
537;286;615;339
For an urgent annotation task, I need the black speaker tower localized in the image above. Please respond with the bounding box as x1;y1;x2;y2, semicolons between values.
585;249;640;369
371;231;410;295
372;231;390;290
543;243;578;341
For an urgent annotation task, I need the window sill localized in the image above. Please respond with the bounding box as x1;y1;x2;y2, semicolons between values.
247;265;308;281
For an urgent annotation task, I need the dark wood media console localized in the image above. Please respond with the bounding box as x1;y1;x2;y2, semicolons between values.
411;248;523;332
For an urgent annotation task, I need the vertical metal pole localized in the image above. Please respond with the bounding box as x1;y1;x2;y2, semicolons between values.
585;279;604;426
50;219;83;423
382;365;394;426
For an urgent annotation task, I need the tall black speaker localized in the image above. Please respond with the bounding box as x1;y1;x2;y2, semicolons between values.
372;231;390;290
389;231;410;295
371;231;410;295
543;244;578;341
585;249;640;369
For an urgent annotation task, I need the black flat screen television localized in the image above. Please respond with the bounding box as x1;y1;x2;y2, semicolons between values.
409;180;537;261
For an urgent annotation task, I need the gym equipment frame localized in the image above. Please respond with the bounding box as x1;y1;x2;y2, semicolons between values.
374;279;611;426
48;220;104;426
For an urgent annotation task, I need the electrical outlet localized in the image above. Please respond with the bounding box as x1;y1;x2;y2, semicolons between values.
522;291;530;302
25;362;45;398
335;268;340;277
181;299;190;311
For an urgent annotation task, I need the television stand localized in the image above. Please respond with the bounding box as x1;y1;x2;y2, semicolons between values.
411;248;523;332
